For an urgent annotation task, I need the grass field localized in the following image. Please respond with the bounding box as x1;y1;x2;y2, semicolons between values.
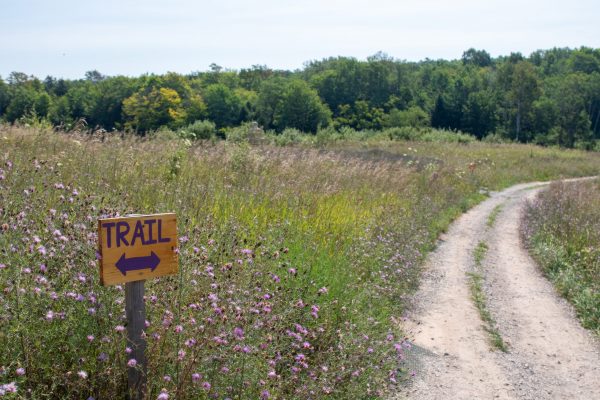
522;179;600;337
1;124;599;398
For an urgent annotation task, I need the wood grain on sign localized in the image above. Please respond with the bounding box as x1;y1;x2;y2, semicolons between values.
98;213;178;286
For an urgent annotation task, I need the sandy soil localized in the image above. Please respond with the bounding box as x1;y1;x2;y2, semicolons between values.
396;180;600;400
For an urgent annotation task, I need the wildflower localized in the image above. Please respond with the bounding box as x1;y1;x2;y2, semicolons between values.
115;325;125;333
125;347;132;354
45;310;54;321
15;368;25;376
174;325;183;333
77;370;88;379
157;389;169;400
260;390;270;399
177;350;186;360
311;305;319;318
318;287;328;294
127;359;137;368
87;335;94;342
0;382;17;394
98;353;108;362
233;327;244;340
192;373;201;382
163;375;171;382
202;382;211;391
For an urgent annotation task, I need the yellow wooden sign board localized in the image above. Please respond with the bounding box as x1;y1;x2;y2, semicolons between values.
98;213;178;286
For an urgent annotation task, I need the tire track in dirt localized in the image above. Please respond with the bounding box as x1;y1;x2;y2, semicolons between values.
396;180;600;400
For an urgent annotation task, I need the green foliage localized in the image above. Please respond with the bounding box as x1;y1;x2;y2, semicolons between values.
203;84;243;128
271;127;304;146
383;106;430;128
177;119;217;140
123;87;186;132
273;80;332;133
1;46;600;147
462;48;493;67
385;127;475;143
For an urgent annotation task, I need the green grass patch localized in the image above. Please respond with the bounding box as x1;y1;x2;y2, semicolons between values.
486;204;503;228
468;241;508;352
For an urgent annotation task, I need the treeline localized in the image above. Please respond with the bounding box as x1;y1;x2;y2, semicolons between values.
1;47;600;148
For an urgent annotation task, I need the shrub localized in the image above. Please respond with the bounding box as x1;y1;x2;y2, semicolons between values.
177;119;217;140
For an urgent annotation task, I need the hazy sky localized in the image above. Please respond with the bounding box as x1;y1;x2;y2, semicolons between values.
1;0;598;79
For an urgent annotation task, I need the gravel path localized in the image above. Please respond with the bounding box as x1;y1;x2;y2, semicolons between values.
396;180;600;400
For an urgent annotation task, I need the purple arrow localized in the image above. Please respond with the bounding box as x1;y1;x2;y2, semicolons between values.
115;252;160;276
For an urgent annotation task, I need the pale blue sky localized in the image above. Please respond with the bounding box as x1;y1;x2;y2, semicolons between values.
1;0;598;79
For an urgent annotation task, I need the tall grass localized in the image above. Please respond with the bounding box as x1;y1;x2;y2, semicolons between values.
522;179;600;336
0;124;599;398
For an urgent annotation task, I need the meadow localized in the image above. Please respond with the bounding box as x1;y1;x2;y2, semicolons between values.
522;179;600;336
1;124;599;398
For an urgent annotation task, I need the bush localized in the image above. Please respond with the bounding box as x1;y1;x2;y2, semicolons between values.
225;121;266;144
384;127;475;143
272;128;305;146
177;119;217;140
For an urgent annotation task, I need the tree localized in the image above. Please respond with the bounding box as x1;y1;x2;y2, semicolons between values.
87;76;138;130
85;70;106;83
431;95;455;130
203;84;243;128
335;101;385;130
4;87;37;122
0;77;9;116
274;80;332;133
123;87;186;132
462;90;499;138
531;97;559;143
255;77;288;129
462;48;492;67
383;106;429;128
500;61;540;141
553;73;594;147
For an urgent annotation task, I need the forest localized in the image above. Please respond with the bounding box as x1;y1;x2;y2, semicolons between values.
1;47;599;148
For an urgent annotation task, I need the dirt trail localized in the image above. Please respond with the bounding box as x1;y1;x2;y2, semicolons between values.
397;180;600;400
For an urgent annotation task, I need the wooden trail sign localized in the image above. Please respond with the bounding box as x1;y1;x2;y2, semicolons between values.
97;212;178;399
97;213;178;286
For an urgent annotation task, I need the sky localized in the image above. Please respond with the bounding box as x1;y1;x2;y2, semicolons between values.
1;0;598;79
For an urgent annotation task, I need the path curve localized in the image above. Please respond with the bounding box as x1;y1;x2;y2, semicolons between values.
396;179;600;400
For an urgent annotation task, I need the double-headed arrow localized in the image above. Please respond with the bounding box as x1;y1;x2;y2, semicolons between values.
116;252;161;276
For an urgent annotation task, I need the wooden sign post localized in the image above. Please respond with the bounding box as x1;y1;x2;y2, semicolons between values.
98;213;178;399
